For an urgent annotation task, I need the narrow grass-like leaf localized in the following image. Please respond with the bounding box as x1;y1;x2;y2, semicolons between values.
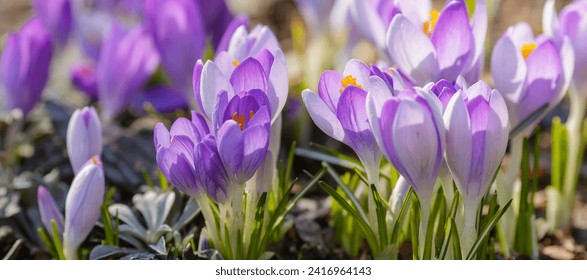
467;200;512;260
410;195;420;260
51;220;65;260
450;218;462;260
37;228;57;258
320;181;379;253
323;162;369;222
390;188;413;245
370;185;389;248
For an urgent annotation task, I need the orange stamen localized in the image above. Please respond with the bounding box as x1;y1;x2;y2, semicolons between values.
423;9;440;37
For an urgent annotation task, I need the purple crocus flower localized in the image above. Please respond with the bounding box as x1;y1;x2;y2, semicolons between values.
366;80;445;202
63;157;105;260
145;0;206;101
444;81;509;203
544;0;587;96
385;0;487;85
196;0;234;49
350;0;401;51
155;112;229;202
196;34;287;124
67;106;103;175
491;22;573;136
0;17;53;117
73;10;113;61
71;62;98;100
32;0;73;45
37;186;65;237
96;23;159;122
302;59;391;182
216;16;249;55
443;81;509;254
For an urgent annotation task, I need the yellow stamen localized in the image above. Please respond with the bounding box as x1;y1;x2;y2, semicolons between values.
232;60;239;67
249;110;255;119
91;157;98;164
422;9;440;37
170;136;174;143
339;75;363;93
521;42;537;60
232;112;246;130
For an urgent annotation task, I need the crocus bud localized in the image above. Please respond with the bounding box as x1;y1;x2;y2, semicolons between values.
96;23;159;123
0;17;53;117
145;0;206;101
37;185;65;237
66;106;102;174
63;157;105;260
31;0;73;45
444;81;509;204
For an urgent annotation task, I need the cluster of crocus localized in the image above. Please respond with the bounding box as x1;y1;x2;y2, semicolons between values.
0;17;53;117
543;0;587;232
155;22;288;259
37;106;105;259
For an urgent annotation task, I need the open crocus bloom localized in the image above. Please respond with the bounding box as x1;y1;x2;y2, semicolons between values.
154;112;229;202
194;28;287;124
385;0;487;85
444;81;509;203
491;22;574;136
302;59;397;182
544;0;587;96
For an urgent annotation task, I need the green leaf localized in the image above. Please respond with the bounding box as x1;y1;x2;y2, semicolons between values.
37;227;57;258
51;220;65;260
370;185;389;249
410;195;420;260
159;170;169;191
319;181;379;254
323;162;369;222
467;199;512;260
390;188;413;245
450;218;462;260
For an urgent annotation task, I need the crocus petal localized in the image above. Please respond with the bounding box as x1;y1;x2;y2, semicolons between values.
480;90;509;195
194;139;229;202
138;86;188;113
156;146;199;197
268;49;288;121
318;70;344;112
63;159;105;259
519;40;562;124
543;0;559;37
342;59;372;89
38;186;65;236
66;107;103;174
153;123;171;150
469;0;488;74
431;1;474;81
351;0;388;50
302;89;345;142
386;15;439;85
241;124;270;181
230;57;268;93
200;61;234;119
217;121;245;181
193;60;205;114
216;15;249;55
170;117;199;141
396;0;432;28
491;35;527;116
366;76;394;149
559;37;575;99
444;91;472;195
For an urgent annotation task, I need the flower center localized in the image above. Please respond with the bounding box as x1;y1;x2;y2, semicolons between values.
423;9;440;37
233;60;239;67
520;42;537;60
339;75;363;93
232;111;255;130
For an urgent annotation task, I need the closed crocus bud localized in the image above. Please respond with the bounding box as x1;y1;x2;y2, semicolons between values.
63;157;105;260
491;22;573;137
145;0;206;101
302;60;391;183
0;17;53;117
155;113;229;202
67;106;102;174
544;0;587;96
31;0;73;45
444;81;509;254
385;0;487;85
96;23;159;123
444;81;509;204
37;186;65;237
